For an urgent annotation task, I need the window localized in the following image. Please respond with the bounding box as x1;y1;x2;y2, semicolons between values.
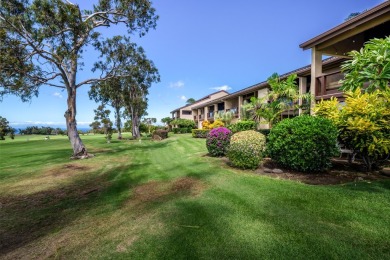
182;110;192;115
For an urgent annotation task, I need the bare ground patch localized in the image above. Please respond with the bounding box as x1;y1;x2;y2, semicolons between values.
217;157;390;185
0;173;108;256
256;158;390;185
48;163;91;177
129;177;205;206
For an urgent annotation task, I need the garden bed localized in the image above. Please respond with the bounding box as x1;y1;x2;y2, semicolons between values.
256;158;390;185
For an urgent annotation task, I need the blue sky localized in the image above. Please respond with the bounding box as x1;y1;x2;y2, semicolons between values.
0;0;384;128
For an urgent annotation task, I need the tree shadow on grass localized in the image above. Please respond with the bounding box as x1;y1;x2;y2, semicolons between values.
0;162;151;256
120;175;390;259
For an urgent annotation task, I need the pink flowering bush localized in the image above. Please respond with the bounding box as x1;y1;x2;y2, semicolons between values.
206;127;232;157
227;130;266;169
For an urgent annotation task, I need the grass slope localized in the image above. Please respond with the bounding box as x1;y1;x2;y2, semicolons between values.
0;134;389;259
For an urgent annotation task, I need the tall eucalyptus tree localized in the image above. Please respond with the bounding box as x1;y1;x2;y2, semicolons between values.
0;0;158;158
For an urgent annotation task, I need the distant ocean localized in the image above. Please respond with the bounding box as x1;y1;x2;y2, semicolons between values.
10;124;91;133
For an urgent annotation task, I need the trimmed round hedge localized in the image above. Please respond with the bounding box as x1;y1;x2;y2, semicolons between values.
206;127;232;156
267;115;339;172
227;130;266;169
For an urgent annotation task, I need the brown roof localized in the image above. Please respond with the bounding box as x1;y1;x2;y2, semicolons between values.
191;57;345;109
300;1;390;50
225;57;343;99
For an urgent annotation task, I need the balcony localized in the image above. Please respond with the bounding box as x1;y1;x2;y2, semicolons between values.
315;71;344;100
208;111;214;119
226;107;239;117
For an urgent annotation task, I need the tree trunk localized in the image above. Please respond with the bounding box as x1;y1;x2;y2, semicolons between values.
114;107;122;139
65;86;91;159
131;109;141;139
362;154;372;172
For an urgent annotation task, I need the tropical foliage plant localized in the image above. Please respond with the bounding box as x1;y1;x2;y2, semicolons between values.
201;119;224;130
316;36;390;171
214;111;234;126
202;120;211;130
247;73;311;128
210;119;224;129
340;36;390;93
315;89;390;171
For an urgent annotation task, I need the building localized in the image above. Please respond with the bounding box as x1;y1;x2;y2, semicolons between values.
170;90;229;123
171;1;390;129
300;1;390;104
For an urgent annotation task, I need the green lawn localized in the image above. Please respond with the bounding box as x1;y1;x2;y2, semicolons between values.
0;134;389;259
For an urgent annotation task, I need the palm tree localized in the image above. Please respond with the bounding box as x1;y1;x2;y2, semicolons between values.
186;98;196;105
250;73;311;128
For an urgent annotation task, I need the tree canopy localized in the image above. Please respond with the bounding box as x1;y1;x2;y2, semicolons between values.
186;98;196;105
0;0;158;157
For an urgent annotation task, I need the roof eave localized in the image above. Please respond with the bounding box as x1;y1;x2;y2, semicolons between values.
300;1;390;50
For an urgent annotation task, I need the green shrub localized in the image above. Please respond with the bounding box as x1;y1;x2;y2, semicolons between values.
192;129;210;138
206;127;232;157
171;118;196;128
173;127;192;134
257;129;270;137
228;120;256;133
267;115;339;172
227;130;266;169
153;129;168;139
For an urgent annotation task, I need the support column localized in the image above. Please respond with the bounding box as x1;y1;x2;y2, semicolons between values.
257;88;270;129
298;77;307;115
238;96;243;119
204;106;209;121
197;108;202;128
311;47;322;114
257;88;268;100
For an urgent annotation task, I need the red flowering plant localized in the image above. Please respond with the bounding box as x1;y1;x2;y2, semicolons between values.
206;127;232;157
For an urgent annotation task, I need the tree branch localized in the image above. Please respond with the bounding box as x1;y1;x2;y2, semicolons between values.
64;0;76;6
76;73;130;88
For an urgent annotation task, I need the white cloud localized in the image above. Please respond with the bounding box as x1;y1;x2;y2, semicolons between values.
53;92;63;98
169;80;185;89
210;85;232;91
180;95;187;101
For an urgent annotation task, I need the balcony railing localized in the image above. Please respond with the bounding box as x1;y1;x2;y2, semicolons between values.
315;71;344;100
226;107;239;117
